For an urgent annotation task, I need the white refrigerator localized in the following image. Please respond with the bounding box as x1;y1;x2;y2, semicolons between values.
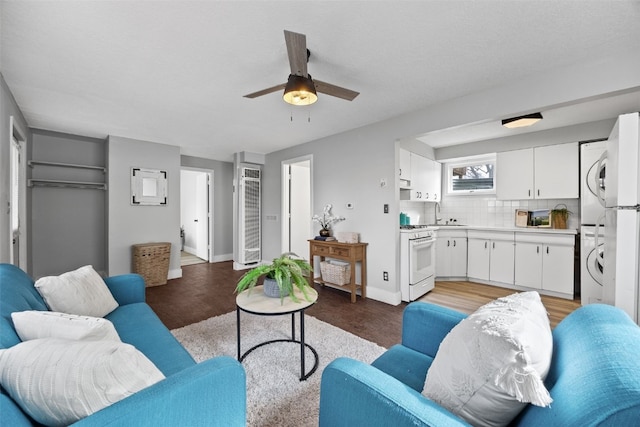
602;112;640;324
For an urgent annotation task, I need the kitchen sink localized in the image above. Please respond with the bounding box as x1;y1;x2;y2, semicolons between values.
428;224;466;227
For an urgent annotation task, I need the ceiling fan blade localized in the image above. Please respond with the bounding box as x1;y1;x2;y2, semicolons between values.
314;79;360;101
284;30;308;77
243;83;287;99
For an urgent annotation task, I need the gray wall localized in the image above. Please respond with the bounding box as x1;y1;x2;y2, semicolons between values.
181;155;234;260
0;73;29;267
262;49;640;305
30;130;107;277
107;136;181;277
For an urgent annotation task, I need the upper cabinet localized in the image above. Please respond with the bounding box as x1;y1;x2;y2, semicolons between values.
399;150;442;202
399;148;411;182
496;142;579;200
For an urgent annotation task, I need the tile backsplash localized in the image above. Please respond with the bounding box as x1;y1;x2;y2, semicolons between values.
399;196;580;229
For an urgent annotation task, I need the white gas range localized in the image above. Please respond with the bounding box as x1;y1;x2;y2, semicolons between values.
400;225;437;302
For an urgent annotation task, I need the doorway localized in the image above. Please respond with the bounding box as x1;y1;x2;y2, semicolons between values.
180;169;214;265
282;156;312;259
9;116;27;268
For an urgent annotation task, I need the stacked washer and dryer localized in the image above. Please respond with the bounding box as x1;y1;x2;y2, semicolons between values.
580;141;606;305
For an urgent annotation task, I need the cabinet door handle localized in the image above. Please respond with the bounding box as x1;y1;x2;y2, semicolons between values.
447;240;450;247
453;240;456;247
537;189;540;196
399;168;402;176
434;193;437;199
546;246;549;254
426;193;429;199
484;241;488;249
492;242;495;249
528;189;531;197
537;246;540;254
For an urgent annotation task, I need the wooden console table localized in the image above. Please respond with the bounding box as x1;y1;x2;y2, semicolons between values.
308;240;368;303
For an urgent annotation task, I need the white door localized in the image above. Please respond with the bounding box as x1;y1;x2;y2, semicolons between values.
9;117;27;268
496;149;534;200
490;240;515;284
534;142;579;199
515;242;542;289
541;244;574;295
467;239;490;280
195;173;209;260
450;237;467;277
282;157;312;259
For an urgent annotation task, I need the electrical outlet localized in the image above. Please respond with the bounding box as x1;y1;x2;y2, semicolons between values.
383;204;389;213
383;271;389;281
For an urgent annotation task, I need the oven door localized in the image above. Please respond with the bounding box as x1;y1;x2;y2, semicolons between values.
409;237;436;285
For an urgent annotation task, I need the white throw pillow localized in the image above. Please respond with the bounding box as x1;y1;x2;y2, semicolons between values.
11;311;120;342
422;291;553;427
34;265;119;317
0;338;165;427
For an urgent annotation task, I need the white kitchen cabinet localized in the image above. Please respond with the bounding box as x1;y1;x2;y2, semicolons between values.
496;142;579;200
399;148;411;182
425;159;442;202
436;229;467;278
400;153;442;202
467;230;514;284
514;233;575;298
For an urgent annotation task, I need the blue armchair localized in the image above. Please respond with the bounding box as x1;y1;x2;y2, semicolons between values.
319;301;640;426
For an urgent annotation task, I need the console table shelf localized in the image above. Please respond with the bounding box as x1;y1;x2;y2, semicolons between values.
308;239;368;303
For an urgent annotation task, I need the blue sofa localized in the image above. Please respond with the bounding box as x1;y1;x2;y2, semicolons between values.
320;301;640;426
0;263;246;426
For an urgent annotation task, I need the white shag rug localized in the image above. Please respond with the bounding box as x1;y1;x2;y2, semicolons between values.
171;311;386;426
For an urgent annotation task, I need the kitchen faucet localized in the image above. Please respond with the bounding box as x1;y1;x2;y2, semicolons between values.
434;202;442;225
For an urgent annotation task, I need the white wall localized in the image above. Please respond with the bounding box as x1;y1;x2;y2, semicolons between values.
107;136;181;278
262;49;640;306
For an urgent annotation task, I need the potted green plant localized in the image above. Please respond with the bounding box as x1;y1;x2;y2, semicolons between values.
235;252;313;303
551;204;572;229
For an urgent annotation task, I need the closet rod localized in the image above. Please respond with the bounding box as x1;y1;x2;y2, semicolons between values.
28;179;107;190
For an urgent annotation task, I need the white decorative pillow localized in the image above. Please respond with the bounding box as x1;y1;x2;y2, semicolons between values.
422;291;553;427
0;338;165;426
11;311;120;342
34;265;119;317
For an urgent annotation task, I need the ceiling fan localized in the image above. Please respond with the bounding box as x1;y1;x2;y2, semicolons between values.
243;30;359;106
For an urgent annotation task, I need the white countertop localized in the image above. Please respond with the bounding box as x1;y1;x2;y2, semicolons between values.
425;225;578;235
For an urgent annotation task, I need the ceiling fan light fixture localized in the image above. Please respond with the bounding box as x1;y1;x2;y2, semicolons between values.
501;112;543;129
283;74;318;106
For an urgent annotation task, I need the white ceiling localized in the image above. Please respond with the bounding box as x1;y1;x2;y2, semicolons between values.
2;1;640;162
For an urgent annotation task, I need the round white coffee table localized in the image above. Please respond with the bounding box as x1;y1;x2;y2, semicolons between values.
236;285;319;381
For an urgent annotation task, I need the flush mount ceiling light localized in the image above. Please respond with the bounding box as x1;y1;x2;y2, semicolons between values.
501;112;543;129
283;74;318;106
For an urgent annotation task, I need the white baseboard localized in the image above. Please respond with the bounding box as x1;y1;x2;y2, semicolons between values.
366;286;403;306
212;253;233;262
168;268;182;280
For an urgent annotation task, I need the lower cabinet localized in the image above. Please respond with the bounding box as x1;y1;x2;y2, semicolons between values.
467;231;515;285
436;230;467;279
514;233;575;297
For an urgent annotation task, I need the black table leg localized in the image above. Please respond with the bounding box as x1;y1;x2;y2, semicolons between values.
300;309;305;380
236;308;241;360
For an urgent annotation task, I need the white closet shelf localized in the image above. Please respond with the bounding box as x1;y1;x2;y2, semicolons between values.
28;179;107;190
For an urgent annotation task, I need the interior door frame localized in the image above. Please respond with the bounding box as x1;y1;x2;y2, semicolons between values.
9;116;27;268
181;167;214;262
281;155;313;258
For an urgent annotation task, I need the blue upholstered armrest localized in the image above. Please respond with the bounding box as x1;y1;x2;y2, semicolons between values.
319;357;470;427
72;356;246;427
402;302;466;357
103;274;146;305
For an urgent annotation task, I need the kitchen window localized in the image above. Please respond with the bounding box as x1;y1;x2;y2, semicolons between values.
446;155;496;194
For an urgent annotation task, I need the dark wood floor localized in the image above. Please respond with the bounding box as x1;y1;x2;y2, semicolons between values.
146;261;582;349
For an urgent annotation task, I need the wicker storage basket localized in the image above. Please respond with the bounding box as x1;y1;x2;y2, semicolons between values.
320;260;351;286
132;242;171;286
